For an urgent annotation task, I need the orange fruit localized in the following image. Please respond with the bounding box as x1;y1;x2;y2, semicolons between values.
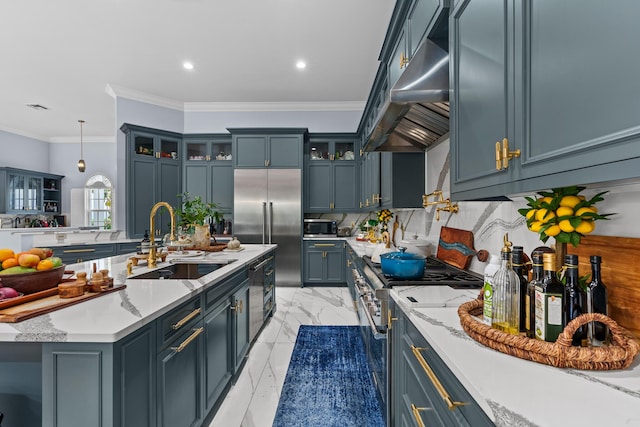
36;259;54;271
558;219;575;233
544;225;561;237
576;206;597;217
535;209;555;223
2;258;19;270
559;195;581;209
555;206;574;217
575;220;595;234
0;248;15;262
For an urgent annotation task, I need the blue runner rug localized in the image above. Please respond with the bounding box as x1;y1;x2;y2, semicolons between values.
272;325;385;427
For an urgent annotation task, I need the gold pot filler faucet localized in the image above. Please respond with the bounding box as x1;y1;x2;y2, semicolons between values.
422;190;459;221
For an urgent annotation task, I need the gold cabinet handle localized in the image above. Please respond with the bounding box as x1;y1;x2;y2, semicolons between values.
314;243;336;247
411;403;427;427
63;248;96;254
206;155;211;161
410;345;467;410
372;194;381;203
400;51;410;69
155;152;160;159
387;310;397;330
360;202;364;209
171;327;203;353
496;138;521;171
265;269;274;277
231;300;244;314
171;308;202;330
347;259;352;267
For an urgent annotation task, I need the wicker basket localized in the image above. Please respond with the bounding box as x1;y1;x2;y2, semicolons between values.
178;243;228;252
458;298;640;370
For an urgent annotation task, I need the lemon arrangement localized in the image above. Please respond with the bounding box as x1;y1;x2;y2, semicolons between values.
518;186;614;246
376;209;393;232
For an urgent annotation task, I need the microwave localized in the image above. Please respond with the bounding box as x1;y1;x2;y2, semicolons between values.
303;219;337;237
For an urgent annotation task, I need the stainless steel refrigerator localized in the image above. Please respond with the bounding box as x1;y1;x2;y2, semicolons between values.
234;169;302;286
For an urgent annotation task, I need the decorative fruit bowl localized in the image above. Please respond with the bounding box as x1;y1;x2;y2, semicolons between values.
0;265;66;295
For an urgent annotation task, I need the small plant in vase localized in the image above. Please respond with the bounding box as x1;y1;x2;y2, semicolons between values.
518;186;614;265
376;209;393;233
174;192;221;247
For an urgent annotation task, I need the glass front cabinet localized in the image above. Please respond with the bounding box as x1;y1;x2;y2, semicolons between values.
0;168;63;214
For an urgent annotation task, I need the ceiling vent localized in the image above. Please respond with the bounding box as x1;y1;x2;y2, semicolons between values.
26;104;49;110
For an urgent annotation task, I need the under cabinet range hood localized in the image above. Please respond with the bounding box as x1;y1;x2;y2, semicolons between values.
364;39;450;152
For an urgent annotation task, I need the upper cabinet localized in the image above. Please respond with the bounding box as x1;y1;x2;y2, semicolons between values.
0;168;64;214
183;136;234;214
230;128;306;169
450;0;640;200
121;124;182;239
304;137;359;212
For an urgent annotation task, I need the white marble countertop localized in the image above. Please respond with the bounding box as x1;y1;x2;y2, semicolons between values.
0;244;276;343
391;290;640;427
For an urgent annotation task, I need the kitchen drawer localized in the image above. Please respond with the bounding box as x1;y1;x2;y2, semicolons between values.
157;296;203;349
58;243;116;264
204;269;248;312
400;316;493;426
116;241;139;254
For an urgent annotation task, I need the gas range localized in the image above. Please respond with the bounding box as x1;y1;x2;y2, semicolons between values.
362;255;483;289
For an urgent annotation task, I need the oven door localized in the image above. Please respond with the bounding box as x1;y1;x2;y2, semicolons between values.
357;291;388;423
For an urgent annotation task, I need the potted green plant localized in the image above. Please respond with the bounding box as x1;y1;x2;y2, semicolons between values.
174;192;221;247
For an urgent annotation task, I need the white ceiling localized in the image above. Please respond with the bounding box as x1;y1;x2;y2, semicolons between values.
0;0;396;142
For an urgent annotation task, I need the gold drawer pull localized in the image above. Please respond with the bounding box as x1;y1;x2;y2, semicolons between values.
63;248;96;254
411;345;467;410
314;243;336;247
171;327;203;353
171;308;201;330
231;300;243;314
411;403;427;427
387;310;397;330
265;269;274;277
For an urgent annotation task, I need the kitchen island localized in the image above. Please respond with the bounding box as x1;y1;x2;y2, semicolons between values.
0;244;276;427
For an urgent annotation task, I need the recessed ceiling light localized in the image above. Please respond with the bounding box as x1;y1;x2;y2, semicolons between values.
296;61;306;70
183;62;194;70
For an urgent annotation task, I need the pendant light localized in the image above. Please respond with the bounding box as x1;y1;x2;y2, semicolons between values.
77;119;86;172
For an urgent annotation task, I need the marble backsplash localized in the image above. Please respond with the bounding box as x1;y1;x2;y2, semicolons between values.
321;138;639;276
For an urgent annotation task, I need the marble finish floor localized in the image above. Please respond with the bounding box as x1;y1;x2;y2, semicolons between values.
208;286;359;427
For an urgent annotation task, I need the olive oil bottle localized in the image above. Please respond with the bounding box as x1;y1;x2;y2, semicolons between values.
491;234;520;335
535;253;564;342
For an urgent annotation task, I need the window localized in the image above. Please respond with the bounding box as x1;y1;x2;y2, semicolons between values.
85;175;113;229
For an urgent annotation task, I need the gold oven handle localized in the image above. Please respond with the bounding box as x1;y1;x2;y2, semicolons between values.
410;403;427;427
411;345;467;410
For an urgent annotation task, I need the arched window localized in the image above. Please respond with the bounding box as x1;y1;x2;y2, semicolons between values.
85;175;113;229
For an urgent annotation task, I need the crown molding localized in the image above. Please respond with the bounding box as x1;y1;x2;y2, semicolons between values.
105;84;184;111
0;124;48;142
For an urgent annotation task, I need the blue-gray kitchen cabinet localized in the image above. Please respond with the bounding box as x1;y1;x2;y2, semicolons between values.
183;136;234;214
0;167;64;214
203;298;232;414
121;124;182;239
389;299;494;426
360;150;381;211
450;0;640;200
303;240;346;286
231;280;250;374
230;128;306;169
57;243;116;264
304;138;358;212
380;152;425;209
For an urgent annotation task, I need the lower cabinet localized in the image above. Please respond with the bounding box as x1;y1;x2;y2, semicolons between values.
303;240;346;286
390;299;493;427
41;265;264;427
57;243;116;264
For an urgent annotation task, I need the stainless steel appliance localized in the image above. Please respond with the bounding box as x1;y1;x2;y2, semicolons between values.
234;169;302;286
303;218;337;237
351;255;483;426
248;256;269;342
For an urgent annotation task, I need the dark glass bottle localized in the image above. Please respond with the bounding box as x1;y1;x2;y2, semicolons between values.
535;253;564;342
511;246;528;333
526;251;544;339
563;255;585;346
140;230;150;254
588;256;608;343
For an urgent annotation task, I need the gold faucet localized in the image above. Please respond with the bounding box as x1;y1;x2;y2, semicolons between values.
422;190;459;221
148;201;177;268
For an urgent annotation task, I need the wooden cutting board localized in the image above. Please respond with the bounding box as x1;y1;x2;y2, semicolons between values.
567;235;640;339
436;226;482;269
0;285;126;323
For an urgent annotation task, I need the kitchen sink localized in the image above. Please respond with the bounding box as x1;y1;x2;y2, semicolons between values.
129;259;237;280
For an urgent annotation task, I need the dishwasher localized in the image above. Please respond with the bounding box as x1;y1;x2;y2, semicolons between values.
248;256;268;342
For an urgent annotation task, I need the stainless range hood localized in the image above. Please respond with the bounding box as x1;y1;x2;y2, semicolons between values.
364;39;449;152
